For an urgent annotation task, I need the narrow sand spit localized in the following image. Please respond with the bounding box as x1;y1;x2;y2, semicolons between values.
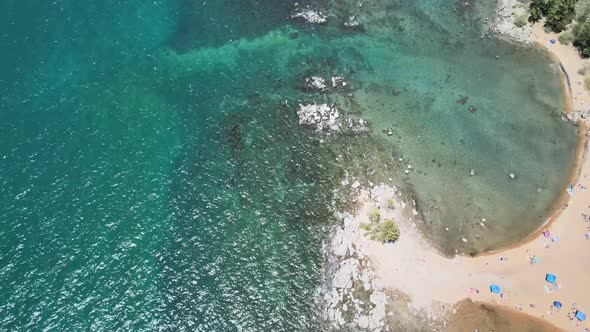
352;22;590;331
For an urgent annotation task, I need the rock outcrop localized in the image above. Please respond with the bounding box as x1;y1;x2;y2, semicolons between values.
304;76;328;91
290;8;328;24
297;103;340;132
492;0;532;44
318;185;403;331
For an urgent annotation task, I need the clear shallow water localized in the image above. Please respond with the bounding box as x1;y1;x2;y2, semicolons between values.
0;0;577;330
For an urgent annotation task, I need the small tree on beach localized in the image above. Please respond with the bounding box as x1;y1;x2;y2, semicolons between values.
559;31;574;44
376;219;400;243
515;14;529;28
361;215;401;244
386;198;396;209
368;208;380;223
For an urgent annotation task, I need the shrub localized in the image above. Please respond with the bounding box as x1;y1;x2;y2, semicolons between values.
377;219;400;243
559;31;574;44
368;208;380;223
514;14;528;28
386;198;396;209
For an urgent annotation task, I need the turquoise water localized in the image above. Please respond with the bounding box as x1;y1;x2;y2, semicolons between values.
0;0;577;330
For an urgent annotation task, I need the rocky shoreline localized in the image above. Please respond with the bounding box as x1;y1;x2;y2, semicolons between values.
316;185;397;331
492;0;532;44
315;183;452;331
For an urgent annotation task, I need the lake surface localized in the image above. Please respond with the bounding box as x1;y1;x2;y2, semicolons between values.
0;0;577;329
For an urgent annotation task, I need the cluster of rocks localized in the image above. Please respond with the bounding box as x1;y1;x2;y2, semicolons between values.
303;76;328;91
344;15;361;28
342;14;364;32
301;76;348;92
318;185;409;330
297;76;363;133
321;213;388;330
564;108;590;126
290;7;328;24
298;103;341;132
492;0;532;44
331;76;348;89
345;117;369;133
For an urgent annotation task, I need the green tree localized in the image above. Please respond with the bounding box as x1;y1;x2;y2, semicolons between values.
574;22;590;56
559;31;574;44
574;0;590;57
377;220;400;243
530;0;551;22
529;0;577;32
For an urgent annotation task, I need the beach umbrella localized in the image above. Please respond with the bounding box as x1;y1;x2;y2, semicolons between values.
490;284;501;294
545;274;556;284
553;301;562;309
576;311;586;321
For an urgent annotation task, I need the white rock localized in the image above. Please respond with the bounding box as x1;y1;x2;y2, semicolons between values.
304;76;327;91
358;315;369;329
297;103;340;132
291;9;327;24
331;76;347;88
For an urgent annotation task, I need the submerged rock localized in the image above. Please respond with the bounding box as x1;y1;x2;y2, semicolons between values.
303;76;327;91
457;95;469;105
297;103;340;132
290;8;327;24
344;15;360;28
343;15;364;32
345;117;369;133
331;76;347;88
565;109;590;125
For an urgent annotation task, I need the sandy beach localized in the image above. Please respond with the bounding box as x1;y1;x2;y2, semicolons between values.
346;23;590;331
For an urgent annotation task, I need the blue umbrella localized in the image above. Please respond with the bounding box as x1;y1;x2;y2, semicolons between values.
545;274;556;283
490;284;501;294
576;311;586;321
553;301;562;309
